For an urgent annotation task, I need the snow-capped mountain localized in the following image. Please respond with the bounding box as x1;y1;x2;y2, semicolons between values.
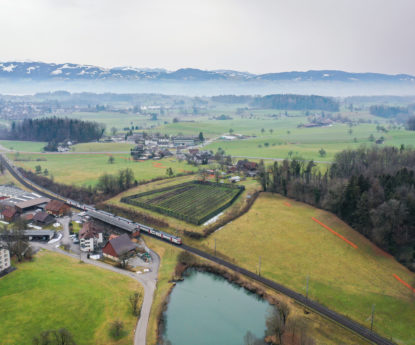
0;61;414;83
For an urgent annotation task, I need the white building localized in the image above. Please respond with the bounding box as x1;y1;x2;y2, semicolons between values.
0;245;11;273
79;222;104;252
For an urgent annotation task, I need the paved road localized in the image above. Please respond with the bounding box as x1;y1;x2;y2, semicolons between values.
32;235;160;345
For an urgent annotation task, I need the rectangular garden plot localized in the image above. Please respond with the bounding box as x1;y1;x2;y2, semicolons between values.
121;181;244;225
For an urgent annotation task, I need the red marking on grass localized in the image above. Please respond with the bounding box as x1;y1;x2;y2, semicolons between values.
284;202;291;207
311;217;358;249
393;274;415;293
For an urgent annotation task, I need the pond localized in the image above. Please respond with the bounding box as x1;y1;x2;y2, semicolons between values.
163;270;270;345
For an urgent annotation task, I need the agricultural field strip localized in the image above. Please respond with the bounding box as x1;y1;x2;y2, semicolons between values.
123;181;244;224
133;184;239;218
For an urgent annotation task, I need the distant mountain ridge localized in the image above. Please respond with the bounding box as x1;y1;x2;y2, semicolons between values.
1;61;414;83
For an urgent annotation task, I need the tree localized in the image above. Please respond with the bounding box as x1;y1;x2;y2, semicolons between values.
32;328;76;345
35;165;42;174
261;128;265;134
368;134;375;142
111;127;118;136
166;167;174;177
198;132;205;142
318;148;326;157
269;129;274;134
229;128;234;134
214;170;221;183
0;161;5;174
118;251;130;269
266;302;290;345
129;292;142;316
108;155;115;164
110;320;124;338
407;116;415;131
44;168;49;176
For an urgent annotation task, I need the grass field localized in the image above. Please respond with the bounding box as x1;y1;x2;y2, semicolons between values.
204;123;415;161
123;181;242;225
71;142;135;152
0;251;142;345
8;154;198;187
198;193;415;344
0;140;47;152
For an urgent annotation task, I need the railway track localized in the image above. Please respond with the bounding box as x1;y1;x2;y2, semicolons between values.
0;153;396;345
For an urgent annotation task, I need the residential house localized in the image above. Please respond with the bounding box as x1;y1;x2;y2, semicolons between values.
236;160;258;172
102;233;137;261
33;211;55;225
79;222;104;252
1;207;17;222
45;200;70;217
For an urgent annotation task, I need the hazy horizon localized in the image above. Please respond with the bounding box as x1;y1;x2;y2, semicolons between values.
1;0;415;75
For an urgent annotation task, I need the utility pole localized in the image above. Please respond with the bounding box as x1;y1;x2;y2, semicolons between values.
370;304;375;332
214;238;216;256
258;256;261;276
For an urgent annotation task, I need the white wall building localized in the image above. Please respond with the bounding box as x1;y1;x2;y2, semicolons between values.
0;246;11;273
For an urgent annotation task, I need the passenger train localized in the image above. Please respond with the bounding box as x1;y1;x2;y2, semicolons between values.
0;154;182;246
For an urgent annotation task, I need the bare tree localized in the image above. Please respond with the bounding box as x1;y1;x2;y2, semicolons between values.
111;320;124;338
129;291;142;316
266;302;290;345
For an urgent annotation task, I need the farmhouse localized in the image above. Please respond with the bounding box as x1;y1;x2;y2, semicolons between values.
79;222;104;252
15;197;51;213
1;207;17;222
236;160;258;172
32;211;55;225
102;233;137;261
45;200;70;217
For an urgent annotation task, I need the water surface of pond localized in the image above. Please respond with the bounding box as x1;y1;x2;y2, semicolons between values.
163;270;270;345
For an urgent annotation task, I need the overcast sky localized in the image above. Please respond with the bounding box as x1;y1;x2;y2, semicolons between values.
1;0;414;75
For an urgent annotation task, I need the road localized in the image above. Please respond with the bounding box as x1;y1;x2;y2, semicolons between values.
31;233;160;345
0;153;396;345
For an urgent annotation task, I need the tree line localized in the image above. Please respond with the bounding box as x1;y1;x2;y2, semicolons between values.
20;168;136;204
2;117;105;143
369;105;408;118
257;146;415;270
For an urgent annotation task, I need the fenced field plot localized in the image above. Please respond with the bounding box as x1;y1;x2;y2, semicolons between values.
122;181;244;225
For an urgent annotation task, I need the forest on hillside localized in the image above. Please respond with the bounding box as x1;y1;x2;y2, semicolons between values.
1;117;105;143
257;146;415;270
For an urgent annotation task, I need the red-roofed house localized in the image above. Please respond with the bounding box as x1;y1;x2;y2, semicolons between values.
2;207;17;222
45;200;70;217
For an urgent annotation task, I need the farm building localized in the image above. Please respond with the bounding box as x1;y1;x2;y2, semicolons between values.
102;234;137;261
1;207;17;222
173;136;200;147
15;197;51;213
45;200;70;217
79;222;104;252
32;211;55;225
236;160;258;172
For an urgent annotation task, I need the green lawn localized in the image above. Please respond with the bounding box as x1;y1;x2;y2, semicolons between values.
0;140;47;152
0;251;142;345
198;193;415;344
8;153;198;187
